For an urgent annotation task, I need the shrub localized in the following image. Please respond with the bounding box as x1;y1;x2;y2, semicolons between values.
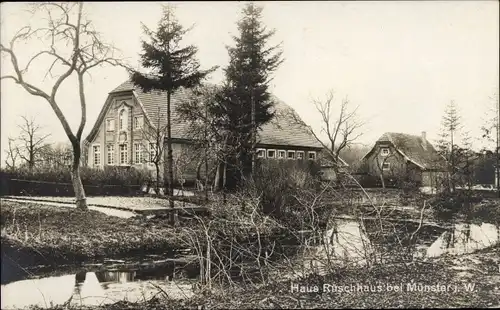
429;190;483;220
240;160;326;229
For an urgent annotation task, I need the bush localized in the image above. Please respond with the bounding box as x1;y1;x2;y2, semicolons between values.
429;191;483;220
240;160;327;229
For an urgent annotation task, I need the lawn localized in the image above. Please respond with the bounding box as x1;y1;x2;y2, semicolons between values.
1;201;188;268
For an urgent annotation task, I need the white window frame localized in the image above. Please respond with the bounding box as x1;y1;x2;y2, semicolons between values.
380;147;390;157
92;144;101;166
134;143;143;164
296;151;305;160
278;150;286;159
287;150;296;160
267;149;276;159
256;148;266;159
119;144;128;165
106;118;115;132
308;151;316;160
134;116;143;129
106;144;114;165
382;162;391;170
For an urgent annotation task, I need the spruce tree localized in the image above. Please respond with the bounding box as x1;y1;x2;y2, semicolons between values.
130;5;216;221
437;100;462;192
212;3;283;184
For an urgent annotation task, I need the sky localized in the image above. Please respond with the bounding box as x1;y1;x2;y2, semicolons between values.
1;1;499;166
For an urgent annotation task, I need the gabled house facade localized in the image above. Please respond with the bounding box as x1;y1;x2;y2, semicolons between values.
83;81;323;183
359;131;447;188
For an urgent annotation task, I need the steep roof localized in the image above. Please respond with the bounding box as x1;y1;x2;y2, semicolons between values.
363;132;447;170
85;80;323;149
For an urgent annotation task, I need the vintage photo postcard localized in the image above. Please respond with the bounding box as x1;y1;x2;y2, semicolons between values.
1;1;499;309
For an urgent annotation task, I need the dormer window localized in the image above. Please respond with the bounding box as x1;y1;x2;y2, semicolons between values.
380;147;390;157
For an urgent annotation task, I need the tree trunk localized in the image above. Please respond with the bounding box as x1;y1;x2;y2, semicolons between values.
155;163;160;195
213;161;221;192
166;91;175;224
251;89;256;178
379;173;385;189
222;160;227;190
71;142;87;211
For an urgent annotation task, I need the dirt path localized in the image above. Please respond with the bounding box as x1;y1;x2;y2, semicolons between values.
0;197;137;218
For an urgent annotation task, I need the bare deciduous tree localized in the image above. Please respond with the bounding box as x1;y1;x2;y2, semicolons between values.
14;115;51;170
288;90;363;175
4;138;20;169
140;107;167;195
37;142;73;169
1;2;124;210
481;91;499;195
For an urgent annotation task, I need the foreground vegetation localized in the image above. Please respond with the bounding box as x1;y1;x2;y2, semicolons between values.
30;244;500;309
2;160;499;309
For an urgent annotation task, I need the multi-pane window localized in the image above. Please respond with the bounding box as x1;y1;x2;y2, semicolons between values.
308;151;316;160
381;148;390;156
149;143;156;163
119;144;128;164
107;145;114;165
134;116;143;129
93;145;100;166
382;162;390;170
106;119;115;131
278;150;286;159
267;150;276;159
297;151;304;160
135;143;143;164
287;150;295;160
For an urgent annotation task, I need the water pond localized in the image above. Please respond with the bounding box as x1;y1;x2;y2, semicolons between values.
2;219;499;309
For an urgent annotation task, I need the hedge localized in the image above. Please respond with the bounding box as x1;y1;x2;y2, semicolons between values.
0;166;152;196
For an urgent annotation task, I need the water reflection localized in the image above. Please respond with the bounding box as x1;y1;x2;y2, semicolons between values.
426;222;500;258
1;265;195;310
304;220;375;274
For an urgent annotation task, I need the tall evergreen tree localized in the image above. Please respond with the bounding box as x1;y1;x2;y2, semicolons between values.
437;100;462;192
211;3;283;185
130;5;216;219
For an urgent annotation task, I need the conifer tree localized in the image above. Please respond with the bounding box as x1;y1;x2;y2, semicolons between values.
130;5;216;220
211;3;283;185
437;100;462;192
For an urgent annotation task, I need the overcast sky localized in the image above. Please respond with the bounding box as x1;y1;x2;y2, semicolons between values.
1;1;498;164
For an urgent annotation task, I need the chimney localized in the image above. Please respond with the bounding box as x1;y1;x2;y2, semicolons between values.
421;131;427;141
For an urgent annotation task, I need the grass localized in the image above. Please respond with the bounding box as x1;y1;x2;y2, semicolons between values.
1;201;187;268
